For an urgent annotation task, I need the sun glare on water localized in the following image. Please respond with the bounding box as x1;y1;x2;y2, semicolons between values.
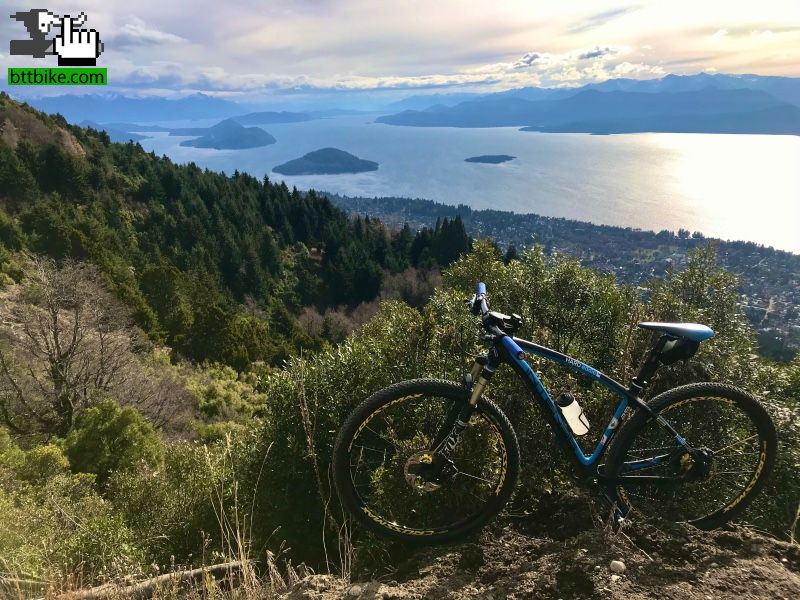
649;133;800;252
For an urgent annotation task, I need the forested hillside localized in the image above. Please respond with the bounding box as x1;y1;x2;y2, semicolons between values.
0;93;470;369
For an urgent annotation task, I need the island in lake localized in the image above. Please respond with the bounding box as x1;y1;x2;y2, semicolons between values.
273;148;379;175
179;119;276;149
465;154;516;164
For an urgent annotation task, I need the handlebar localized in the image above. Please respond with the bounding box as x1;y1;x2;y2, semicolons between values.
471;281;490;317
469;283;525;355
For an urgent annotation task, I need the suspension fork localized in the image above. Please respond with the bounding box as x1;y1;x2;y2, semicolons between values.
432;350;498;456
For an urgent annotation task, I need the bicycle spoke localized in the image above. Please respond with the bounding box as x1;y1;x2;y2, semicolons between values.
713;434;758;455
615;394;767;526
364;425;398;451
352;444;391;455
716;475;746;490
346;392;507;533
456;470;494;484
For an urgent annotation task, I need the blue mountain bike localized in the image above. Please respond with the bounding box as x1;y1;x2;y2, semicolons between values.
333;283;777;543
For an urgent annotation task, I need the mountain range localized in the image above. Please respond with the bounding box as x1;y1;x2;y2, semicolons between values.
21;73;800;136
31;93;239;122
376;73;800;134
391;73;800;109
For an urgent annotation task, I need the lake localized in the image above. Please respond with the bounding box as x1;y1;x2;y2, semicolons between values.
139;116;800;253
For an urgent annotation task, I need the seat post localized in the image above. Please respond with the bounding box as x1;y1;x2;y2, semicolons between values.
629;335;671;394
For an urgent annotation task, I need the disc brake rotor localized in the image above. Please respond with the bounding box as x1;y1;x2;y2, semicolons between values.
674;447;714;482
404;450;455;493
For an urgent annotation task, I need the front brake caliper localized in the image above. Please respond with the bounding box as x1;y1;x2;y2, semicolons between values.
404;451;457;492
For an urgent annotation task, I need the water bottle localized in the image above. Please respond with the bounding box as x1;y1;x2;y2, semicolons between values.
556;393;590;436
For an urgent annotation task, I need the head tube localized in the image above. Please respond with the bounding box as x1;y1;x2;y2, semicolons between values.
501;336;526;360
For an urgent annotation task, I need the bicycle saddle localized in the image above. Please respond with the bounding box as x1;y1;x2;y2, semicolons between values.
638;322;714;342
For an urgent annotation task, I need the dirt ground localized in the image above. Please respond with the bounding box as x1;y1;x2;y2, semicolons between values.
283;498;800;600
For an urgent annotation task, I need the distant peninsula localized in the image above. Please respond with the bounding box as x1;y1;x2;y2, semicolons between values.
79;121;149;143
465;154;515;164
233;111;313;125
179;119;276;149
273;148;379;175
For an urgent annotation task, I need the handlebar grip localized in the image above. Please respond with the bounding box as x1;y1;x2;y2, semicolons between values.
476;282;487;296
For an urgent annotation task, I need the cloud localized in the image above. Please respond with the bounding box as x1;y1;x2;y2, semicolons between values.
473;46;655;88
663;55;716;67
106;60;505;95
749;29;776;39
578;46;620;60
708;24;799;39
568;6;641;34
4;1;800;103
113;17;187;47
513;52;543;69
612;62;665;77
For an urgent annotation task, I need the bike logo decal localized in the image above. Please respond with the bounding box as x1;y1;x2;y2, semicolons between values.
565;356;600;379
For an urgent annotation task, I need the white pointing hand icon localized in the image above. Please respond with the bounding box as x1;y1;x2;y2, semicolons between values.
53;12;103;66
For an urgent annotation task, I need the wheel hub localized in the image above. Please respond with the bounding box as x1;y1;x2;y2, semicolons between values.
676;447;714;482
404;450;455;492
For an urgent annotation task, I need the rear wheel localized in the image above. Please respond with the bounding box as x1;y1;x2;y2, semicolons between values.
606;383;777;529
333;379;520;544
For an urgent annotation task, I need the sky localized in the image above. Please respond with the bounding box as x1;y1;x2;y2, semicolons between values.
2;0;799;101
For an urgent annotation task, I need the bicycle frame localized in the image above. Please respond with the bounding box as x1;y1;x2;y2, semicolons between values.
502;336;632;470
463;334;686;478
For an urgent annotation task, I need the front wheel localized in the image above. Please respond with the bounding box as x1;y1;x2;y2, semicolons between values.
333;379;520;544
605;382;777;530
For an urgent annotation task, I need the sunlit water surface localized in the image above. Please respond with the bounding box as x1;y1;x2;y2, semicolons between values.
139;116;800;253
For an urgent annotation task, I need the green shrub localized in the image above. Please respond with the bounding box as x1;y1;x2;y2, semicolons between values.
241;299;443;565
747;357;800;537
186;363;268;420
0;426;12;452
107;440;230;564
1;430;144;581
17;444;70;485
64;400;164;488
0;427;24;466
0;470;143;582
